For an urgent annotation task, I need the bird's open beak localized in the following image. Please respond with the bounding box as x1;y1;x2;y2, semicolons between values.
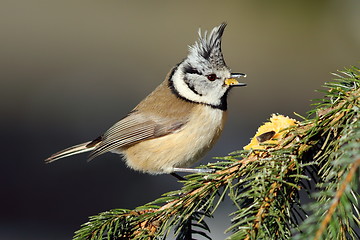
224;73;247;87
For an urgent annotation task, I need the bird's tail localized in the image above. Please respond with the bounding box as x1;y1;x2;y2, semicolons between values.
45;141;95;163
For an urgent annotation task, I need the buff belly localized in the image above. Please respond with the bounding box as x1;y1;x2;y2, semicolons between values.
121;106;226;174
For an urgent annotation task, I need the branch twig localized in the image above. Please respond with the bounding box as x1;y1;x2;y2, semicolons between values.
314;158;360;240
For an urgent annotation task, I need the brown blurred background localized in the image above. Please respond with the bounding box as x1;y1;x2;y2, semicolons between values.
0;0;359;239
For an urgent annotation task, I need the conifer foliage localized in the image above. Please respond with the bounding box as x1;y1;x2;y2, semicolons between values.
73;66;360;240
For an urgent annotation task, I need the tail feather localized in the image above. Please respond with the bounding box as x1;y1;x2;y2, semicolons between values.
45;141;95;163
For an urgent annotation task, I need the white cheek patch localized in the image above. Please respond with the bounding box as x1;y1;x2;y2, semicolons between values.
172;68;223;107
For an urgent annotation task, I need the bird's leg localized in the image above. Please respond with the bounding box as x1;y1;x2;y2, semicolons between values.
170;168;215;180
172;167;215;173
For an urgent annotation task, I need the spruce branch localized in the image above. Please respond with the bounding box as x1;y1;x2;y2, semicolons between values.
73;66;360;240
314;157;360;240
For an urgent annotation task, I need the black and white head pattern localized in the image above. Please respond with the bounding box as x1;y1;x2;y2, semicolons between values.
170;23;234;110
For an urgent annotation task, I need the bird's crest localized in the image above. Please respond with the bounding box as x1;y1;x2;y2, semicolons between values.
188;23;227;68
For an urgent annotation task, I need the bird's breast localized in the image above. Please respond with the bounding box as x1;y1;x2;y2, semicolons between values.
123;106;227;174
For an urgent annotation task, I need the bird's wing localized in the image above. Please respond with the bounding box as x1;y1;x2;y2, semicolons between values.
88;111;187;160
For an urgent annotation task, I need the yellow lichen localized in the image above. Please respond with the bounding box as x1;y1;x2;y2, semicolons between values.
243;114;298;150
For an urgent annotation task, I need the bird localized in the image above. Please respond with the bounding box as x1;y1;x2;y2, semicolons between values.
45;23;246;175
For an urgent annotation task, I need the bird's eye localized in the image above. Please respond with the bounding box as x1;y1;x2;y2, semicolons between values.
206;74;217;81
